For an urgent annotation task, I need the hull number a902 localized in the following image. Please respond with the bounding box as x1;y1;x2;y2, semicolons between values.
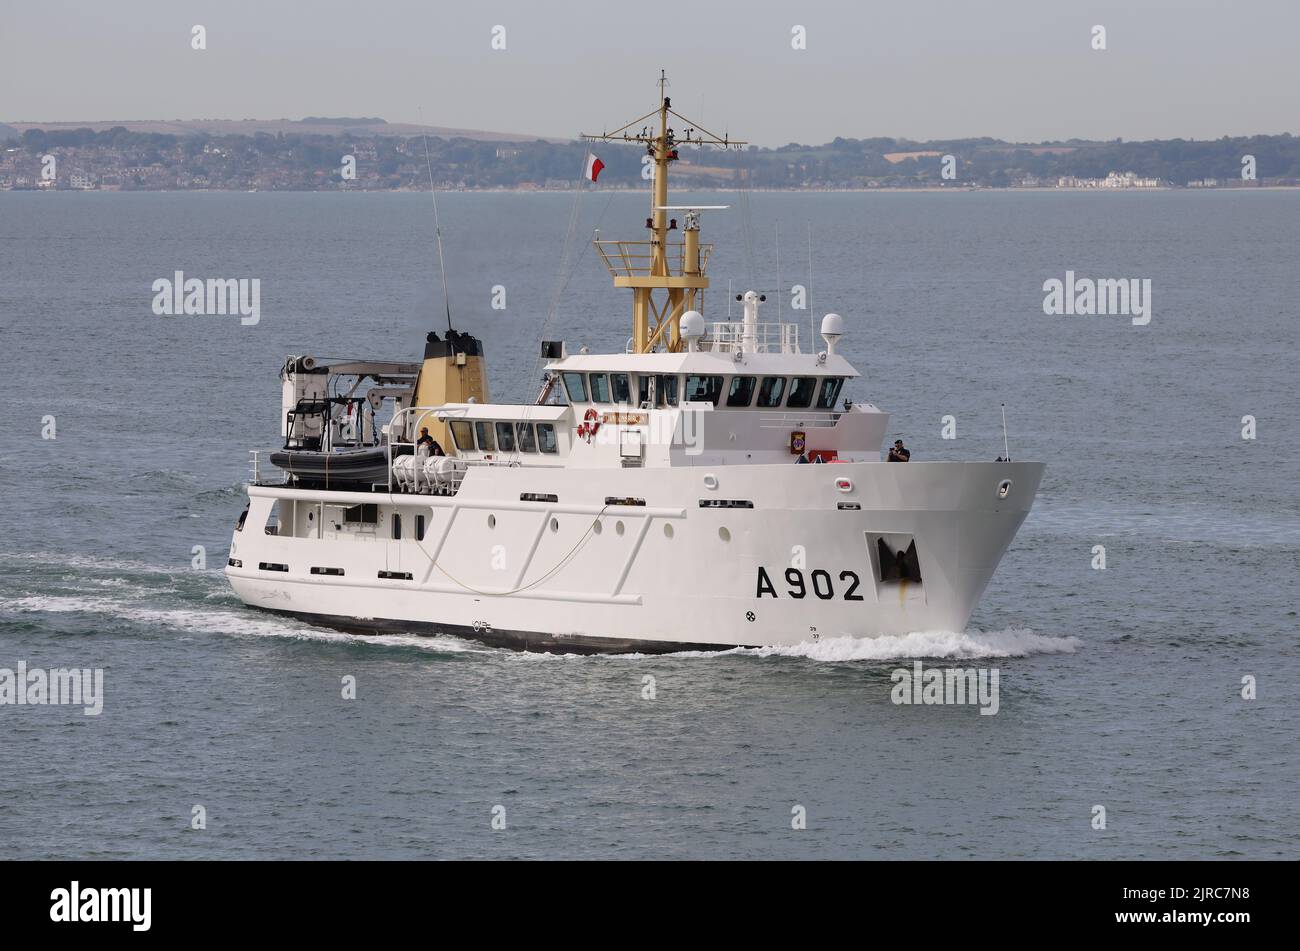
756;567;864;601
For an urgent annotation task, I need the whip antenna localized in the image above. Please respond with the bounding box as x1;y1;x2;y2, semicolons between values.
419;106;454;333
776;223;782;322
807;221;814;347
1001;403;1011;462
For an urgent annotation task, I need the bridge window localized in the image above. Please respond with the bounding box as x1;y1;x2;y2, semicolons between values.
474;421;496;452
639;374;679;408
787;376;817;409
516;422;537;452
588;373;612;403
757;376;786;408
609;373;631;404
685;375;724;405
660;375;679;406
561;372;587;403
816;377;844;410
450;421;474;452
726;376;757;407
495;422;516;452
537;423;558;453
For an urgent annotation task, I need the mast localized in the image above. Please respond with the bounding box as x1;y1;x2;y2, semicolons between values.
584;71;745;353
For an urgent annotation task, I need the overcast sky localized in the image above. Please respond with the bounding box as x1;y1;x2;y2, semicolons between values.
3;0;1297;145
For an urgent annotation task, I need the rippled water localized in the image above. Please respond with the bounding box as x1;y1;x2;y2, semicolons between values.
1;190;1296;858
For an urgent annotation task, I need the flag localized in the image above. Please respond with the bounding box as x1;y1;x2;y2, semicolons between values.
584;153;605;182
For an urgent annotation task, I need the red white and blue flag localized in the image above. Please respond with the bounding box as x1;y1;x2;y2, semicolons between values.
584;153;605;182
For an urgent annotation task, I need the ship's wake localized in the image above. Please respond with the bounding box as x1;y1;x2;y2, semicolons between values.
2;552;1079;662
709;628;1080;662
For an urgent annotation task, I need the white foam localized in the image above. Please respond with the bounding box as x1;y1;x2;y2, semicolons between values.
480;627;1080;663
3;592;1077;662
1;550;201;577
0;594;490;654
712;628;1080;662
3;595;109;615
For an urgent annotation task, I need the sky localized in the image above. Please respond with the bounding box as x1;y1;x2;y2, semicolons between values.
2;0;1297;146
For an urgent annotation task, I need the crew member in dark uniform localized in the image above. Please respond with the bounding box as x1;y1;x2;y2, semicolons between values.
887;439;911;462
417;427;444;456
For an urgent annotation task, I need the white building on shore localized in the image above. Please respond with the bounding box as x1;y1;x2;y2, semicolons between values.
1057;170;1163;189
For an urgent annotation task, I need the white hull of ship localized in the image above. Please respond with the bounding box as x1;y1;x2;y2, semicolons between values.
225;460;1043;653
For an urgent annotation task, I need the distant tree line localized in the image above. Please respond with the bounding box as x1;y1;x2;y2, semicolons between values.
6;126;1299;188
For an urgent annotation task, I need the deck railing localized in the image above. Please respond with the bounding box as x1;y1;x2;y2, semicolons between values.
593;240;713;278
703;321;801;354
386;406;532;496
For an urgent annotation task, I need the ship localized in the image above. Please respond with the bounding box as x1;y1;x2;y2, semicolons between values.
225;79;1045;653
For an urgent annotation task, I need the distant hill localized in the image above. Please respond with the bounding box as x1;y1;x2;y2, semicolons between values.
0;117;564;143
4;121;1297;190
299;116;386;125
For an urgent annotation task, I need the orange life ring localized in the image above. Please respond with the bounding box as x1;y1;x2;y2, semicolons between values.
578;407;601;443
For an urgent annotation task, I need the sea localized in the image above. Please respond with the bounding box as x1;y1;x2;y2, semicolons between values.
1;189;1296;859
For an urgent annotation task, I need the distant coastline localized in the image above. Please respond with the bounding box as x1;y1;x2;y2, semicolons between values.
6;184;1299;195
4;120;1298;192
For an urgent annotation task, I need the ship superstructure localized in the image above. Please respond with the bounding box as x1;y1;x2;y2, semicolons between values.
225;80;1044;653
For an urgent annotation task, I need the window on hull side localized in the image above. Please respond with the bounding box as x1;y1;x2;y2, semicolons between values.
726;376;757;407
757;377;786;408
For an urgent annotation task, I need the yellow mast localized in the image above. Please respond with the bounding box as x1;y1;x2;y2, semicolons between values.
584;72;745;353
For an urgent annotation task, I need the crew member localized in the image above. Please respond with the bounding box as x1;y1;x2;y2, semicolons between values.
887;439;911;462
416;427;444;457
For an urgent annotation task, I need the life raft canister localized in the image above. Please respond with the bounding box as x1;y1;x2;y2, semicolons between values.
578;407;601;443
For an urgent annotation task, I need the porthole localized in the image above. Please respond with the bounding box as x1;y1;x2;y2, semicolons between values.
997;479;1013;500
703;473;719;490
487;514;496;529
592;520;603;535
718;527;731;542
663;523;674;539
616;520;625;536
550;517;560;533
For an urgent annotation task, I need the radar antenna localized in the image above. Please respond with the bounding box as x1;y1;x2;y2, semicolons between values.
581;71;746;352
